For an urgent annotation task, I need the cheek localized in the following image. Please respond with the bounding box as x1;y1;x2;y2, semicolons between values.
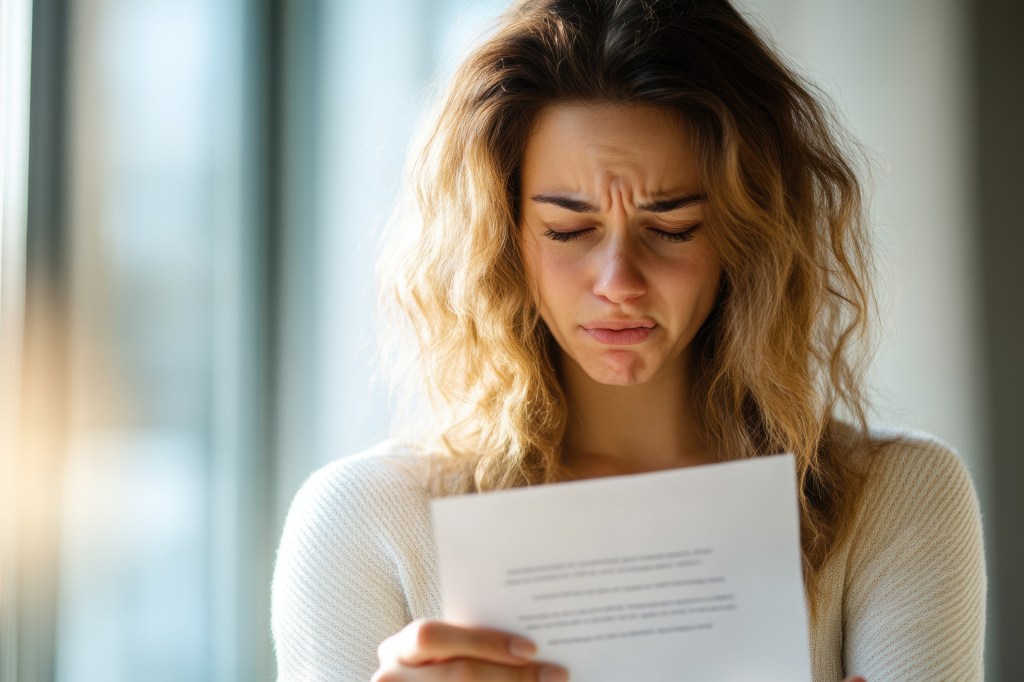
534;258;569;316
521;243;573;325
661;252;722;313
525;245;583;310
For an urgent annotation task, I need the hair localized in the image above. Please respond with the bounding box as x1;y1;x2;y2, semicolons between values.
379;0;880;611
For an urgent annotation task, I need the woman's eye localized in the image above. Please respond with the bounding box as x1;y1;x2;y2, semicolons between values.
653;224;701;243
541;224;702;243
542;228;593;242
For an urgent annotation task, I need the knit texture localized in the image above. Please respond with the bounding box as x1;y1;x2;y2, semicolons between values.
270;432;985;681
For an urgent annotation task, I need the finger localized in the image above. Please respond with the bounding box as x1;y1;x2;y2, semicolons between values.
381;619;539;667
375;658;569;682
842;677;867;682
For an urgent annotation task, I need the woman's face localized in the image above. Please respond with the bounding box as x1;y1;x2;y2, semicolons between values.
519;103;722;386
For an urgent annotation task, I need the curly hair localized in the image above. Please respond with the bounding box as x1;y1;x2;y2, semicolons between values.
378;0;879;610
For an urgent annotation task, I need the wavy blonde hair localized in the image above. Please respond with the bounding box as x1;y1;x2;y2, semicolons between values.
379;0;879;607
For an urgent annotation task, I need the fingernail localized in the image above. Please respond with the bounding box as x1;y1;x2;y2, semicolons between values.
539;665;569;682
509;636;537;659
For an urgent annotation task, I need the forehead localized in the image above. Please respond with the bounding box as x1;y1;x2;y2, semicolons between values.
520;103;700;197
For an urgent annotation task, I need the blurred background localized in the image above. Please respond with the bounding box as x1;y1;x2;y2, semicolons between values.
0;0;1020;680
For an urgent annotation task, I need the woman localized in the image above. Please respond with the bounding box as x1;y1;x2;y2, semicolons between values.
271;1;986;680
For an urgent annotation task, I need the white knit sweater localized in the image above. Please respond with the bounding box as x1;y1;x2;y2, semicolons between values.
271;432;986;681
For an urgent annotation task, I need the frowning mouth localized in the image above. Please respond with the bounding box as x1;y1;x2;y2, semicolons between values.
581;320;656;345
581;319;656;331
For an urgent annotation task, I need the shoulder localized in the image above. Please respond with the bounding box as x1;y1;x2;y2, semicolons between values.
278;440;436;558
289;440;432;517
272;441;440;680
848;427;983;562
274;439;439;595
856;427;980;517
281;437;441;555
840;428;986;679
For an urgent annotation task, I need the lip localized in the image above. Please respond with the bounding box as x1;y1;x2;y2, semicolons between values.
582;319;656;331
581;319;656;346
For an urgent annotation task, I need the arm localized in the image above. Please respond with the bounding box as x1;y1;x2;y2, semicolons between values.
271;457;413;681
270;451;567;682
842;436;986;680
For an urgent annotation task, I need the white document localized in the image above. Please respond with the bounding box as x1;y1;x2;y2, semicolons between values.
430;454;811;682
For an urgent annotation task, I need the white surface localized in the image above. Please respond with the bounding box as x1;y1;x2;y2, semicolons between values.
432;455;810;682
747;0;983;489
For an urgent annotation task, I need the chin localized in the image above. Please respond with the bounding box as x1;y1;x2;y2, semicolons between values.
582;352;656;386
594;374;648;387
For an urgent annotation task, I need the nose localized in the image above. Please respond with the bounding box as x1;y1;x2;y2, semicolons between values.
592;236;646;304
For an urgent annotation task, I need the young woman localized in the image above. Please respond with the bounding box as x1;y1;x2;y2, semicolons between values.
271;1;986;680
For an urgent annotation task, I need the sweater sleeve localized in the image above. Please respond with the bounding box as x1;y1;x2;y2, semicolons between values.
271;449;431;681
842;434;986;680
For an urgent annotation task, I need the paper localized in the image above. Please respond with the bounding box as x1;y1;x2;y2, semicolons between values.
430;454;811;682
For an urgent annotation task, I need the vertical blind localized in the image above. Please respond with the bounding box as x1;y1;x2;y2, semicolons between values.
4;1;509;680
0;0;33;676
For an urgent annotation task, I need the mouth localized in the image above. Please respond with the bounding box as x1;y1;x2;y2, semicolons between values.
581;320;656;346
581;319;656;331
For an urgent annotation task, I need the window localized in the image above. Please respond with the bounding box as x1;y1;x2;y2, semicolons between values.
3;2;510;679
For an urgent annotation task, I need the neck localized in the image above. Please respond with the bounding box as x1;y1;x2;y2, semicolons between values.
560;354;715;479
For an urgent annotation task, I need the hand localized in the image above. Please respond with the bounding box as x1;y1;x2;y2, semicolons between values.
373;619;569;681
843;677;867;682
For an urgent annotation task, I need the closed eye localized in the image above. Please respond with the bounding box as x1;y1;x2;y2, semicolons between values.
541;223;702;244
542;227;594;242
652;223;702;243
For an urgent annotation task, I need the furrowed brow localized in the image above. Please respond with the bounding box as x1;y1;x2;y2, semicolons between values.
530;193;706;213
637;194;707;212
529;194;600;213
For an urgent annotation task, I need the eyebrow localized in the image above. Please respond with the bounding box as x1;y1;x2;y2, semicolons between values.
529;193;706;213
